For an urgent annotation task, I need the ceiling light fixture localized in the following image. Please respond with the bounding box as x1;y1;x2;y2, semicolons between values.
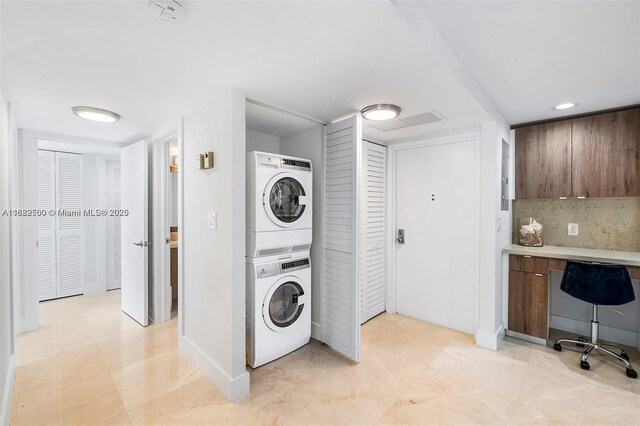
72;106;121;123
553;102;578;110
361;104;401;121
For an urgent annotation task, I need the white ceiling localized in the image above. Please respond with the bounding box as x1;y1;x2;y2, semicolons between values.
421;1;640;125
1;1;491;144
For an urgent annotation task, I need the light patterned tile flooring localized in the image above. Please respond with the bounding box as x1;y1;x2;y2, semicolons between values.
10;290;640;425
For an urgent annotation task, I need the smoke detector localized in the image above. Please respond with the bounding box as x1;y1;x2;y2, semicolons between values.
149;0;186;23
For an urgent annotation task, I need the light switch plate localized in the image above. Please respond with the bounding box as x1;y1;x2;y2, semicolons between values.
208;212;217;230
568;223;579;236
496;217;502;232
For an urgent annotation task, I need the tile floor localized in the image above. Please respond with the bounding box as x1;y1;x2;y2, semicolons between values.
10;290;640;425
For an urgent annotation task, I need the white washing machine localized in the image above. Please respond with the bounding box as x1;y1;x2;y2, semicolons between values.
246;253;311;368
246;151;312;258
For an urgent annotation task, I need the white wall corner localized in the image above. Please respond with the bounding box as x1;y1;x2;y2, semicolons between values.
311;321;322;341
1;354;15;426
475;324;505;351
179;335;250;401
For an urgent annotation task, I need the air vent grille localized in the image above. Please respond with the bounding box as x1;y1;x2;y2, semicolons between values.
369;110;447;132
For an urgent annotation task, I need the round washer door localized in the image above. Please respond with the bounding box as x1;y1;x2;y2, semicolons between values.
263;277;306;332
263;173;308;228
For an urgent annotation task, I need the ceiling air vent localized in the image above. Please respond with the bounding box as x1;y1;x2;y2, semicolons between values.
369;110;447;132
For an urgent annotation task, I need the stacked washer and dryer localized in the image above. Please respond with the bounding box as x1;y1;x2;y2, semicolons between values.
246;152;313;368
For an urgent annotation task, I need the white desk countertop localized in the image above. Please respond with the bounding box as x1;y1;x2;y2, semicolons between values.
503;244;640;267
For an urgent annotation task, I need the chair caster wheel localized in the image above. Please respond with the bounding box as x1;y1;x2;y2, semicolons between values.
580;360;590;370
621;351;630;362
553;343;562;352
626;368;638;379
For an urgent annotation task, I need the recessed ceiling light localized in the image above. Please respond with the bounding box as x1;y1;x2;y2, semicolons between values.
72;106;121;123
553;102;578;110
361;104;401;121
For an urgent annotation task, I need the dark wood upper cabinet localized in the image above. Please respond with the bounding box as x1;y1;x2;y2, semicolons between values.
515;121;571;199
571;108;640;198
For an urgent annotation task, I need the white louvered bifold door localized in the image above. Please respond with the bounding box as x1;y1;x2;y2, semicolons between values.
323;115;362;362
106;160;122;290
55;152;84;298
360;141;386;324
37;150;57;301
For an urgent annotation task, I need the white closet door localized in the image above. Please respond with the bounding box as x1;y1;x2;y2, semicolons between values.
106;160;122;290
360;141;386;324
37;150;57;301
55;152;84;298
323;115;361;362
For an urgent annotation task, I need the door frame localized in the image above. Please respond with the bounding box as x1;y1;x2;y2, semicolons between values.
150;125;181;324
386;131;481;334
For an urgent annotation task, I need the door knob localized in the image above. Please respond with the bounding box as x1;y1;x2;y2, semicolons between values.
396;229;405;244
133;241;151;247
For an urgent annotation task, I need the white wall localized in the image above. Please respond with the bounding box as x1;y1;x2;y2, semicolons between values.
0;7;18;420
246;129;279;154
179;89;249;401
476;120;512;350
279;125;325;339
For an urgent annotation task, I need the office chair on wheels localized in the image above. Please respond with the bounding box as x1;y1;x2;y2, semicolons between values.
553;260;637;379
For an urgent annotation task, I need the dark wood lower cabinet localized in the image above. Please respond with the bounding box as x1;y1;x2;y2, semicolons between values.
508;270;548;339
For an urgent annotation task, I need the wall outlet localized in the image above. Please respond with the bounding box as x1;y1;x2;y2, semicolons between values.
568;223;579;236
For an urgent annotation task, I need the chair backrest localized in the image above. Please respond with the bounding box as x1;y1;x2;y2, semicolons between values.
561;261;635;306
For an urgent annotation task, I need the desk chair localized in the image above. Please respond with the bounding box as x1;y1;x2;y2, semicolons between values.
553;260;637;379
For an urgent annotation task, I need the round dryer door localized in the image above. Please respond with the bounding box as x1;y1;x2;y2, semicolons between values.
263;278;306;332
263;173;307;228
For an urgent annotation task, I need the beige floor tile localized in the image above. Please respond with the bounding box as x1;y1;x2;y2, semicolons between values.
110;349;202;410
11;294;640;426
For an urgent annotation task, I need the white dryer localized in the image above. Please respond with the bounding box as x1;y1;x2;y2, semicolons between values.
246;253;311;368
247;151;312;258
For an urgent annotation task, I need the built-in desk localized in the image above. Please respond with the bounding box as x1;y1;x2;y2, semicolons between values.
502;244;640;345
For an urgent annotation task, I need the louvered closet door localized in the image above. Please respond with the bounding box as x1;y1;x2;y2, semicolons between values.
323;115;361;362
37;150;57;301
55;152;84;298
360;142;386;324
106;160;122;290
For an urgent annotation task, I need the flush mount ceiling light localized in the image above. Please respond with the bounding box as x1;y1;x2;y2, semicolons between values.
72;106;121;123
553;102;579;110
361;104;402;121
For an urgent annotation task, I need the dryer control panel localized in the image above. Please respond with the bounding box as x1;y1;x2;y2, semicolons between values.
256;258;310;278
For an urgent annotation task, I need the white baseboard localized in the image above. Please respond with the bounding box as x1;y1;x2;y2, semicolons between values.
550;315;639;349
311;321;322;341
179;335;250;401
82;281;102;295
1;354;16;426
475;324;505;350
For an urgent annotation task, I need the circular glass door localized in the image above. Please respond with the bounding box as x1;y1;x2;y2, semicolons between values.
265;175;306;226
266;281;305;329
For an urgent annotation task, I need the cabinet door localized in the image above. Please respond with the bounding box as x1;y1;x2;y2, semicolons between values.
571;108;640;197
508;270;548;339
515;121;571;199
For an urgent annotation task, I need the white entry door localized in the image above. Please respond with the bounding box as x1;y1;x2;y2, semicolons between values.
121;141;149;326
394;137;477;333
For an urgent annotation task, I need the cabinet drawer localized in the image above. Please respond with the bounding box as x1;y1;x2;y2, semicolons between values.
509;254;549;275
